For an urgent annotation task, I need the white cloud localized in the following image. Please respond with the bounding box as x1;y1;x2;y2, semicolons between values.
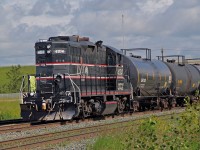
20;15;73;27
137;0;174;16
0;0;200;66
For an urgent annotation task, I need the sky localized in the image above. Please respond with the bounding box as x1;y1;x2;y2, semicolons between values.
0;0;200;66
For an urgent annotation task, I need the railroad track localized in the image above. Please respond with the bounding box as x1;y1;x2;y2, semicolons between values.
0;109;185;150
0;119;25;125
0;108;180;134
0;121;129;149
0;122;65;134
0;122;30;134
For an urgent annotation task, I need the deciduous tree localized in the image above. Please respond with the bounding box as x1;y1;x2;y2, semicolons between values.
6;65;22;93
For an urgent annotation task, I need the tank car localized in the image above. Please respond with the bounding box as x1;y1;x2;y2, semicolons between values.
159;56;200;105
20;35;132;121
128;59;172;95
163;56;199;94
120;49;173;110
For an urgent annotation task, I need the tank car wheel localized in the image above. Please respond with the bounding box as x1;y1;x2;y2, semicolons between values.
171;98;177;108
159;99;165;112
172;103;176;108
139;106;144;112
132;101;139;112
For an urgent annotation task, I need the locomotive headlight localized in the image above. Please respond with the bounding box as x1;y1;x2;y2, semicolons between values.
47;44;51;49
47;50;52;54
65;91;71;96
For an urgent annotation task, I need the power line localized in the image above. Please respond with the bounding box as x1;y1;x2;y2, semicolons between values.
152;49;200;51
0;55;34;58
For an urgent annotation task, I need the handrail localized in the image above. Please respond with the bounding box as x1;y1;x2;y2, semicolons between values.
64;73;81;104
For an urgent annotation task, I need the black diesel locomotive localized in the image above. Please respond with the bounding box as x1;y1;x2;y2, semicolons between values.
20;35;200;121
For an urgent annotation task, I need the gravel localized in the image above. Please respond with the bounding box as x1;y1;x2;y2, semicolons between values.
49;138;97;150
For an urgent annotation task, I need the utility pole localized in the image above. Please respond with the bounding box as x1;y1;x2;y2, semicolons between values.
122;14;124;52
161;48;164;61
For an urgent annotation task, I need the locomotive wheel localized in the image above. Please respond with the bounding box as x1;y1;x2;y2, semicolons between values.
81;101;92;118
82;104;91;118
117;100;125;113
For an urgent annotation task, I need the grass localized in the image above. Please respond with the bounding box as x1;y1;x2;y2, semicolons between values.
90;134;125;150
0;65;35;119
0;65;35;87
0;100;21;120
91;137;120;150
0;97;20;101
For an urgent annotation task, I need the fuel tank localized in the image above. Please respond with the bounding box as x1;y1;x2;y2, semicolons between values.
165;63;200;95
124;56;172;96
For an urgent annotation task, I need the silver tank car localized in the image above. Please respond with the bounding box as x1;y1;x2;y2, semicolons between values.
124;56;172;96
165;63;200;95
